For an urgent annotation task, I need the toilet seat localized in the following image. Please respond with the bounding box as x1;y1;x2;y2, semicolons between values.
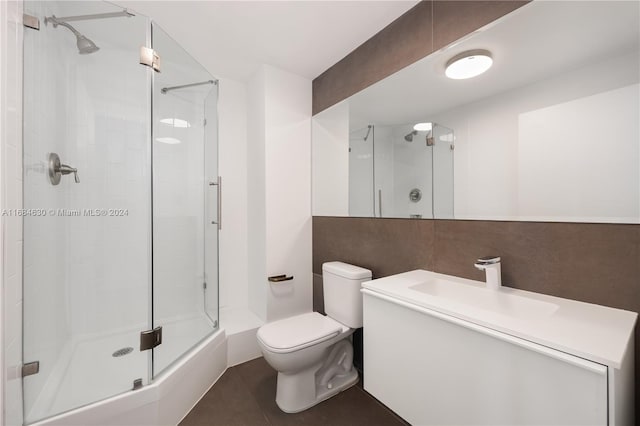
257;312;347;354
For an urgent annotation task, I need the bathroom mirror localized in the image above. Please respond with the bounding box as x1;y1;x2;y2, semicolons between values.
311;1;640;223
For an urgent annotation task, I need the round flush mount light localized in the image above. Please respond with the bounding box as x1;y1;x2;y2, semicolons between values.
413;122;433;132
445;49;493;80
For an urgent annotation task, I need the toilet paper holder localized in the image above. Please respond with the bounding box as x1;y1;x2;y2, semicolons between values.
268;274;294;283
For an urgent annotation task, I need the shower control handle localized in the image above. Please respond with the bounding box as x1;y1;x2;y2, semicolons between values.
48;153;79;185
59;164;79;183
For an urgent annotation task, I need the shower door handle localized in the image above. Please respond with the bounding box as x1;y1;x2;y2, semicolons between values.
209;177;221;230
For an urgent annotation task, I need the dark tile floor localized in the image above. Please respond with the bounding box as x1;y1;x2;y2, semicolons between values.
179;357;408;426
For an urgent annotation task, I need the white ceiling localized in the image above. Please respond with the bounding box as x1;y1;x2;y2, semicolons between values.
117;0;419;82
347;1;640;127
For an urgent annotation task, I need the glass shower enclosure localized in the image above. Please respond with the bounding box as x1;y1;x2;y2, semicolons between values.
21;2;219;423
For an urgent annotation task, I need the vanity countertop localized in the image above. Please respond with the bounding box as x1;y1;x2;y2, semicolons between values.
362;270;637;368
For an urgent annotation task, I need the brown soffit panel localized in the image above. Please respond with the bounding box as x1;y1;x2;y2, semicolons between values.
312;1;433;115
312;0;530;116
433;1;530;51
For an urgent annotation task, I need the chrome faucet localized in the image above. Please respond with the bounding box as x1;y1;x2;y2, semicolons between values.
474;256;501;290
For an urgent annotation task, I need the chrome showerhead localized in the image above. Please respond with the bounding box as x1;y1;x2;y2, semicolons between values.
76;34;99;55
46;15;100;55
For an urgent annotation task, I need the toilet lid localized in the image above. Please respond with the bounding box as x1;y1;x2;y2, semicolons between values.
257;312;345;354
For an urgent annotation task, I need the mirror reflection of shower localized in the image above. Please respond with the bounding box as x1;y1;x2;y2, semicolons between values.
349;125;375;217
44;8;134;55
349;121;454;220
404;122;435;146
404;130;417;142
363;124;372;141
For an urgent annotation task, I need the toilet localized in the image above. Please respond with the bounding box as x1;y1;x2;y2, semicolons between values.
257;261;372;413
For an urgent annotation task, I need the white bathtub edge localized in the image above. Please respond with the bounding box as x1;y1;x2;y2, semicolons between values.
32;329;227;426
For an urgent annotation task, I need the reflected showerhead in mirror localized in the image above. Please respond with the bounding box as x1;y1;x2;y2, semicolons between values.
404;130;418;142
46;16;100;55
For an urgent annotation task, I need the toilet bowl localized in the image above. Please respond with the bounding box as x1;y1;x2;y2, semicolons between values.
257;262;372;413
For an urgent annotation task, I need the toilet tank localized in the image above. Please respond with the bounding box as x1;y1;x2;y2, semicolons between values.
322;262;372;328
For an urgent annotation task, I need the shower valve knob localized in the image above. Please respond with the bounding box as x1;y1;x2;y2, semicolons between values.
48;153;79;185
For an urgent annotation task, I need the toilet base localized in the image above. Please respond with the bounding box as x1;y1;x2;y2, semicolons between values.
275;367;359;413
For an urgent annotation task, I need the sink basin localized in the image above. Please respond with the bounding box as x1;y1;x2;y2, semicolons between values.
362;269;637;368
410;278;558;320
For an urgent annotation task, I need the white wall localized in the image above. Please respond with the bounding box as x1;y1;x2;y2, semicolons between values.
517;85;638;222
263;65;312;321
432;51;640;222
246;68;267;322
247;64;312;323
218;78;249;311
1;1;24;425
311;100;349;216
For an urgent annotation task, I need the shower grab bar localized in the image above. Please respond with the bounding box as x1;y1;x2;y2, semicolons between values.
268;275;294;282
209;177;222;230
161;80;217;94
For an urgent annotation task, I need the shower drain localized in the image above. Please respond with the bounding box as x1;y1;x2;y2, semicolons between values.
112;347;134;357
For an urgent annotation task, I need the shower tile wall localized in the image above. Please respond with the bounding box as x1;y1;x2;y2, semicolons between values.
21;2;150;419
2;1;24;424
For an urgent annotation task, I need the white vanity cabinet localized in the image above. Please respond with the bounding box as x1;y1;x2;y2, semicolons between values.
361;271;636;426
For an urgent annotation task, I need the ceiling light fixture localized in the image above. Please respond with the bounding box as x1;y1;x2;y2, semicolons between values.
445;49;493;80
413;122;433;132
